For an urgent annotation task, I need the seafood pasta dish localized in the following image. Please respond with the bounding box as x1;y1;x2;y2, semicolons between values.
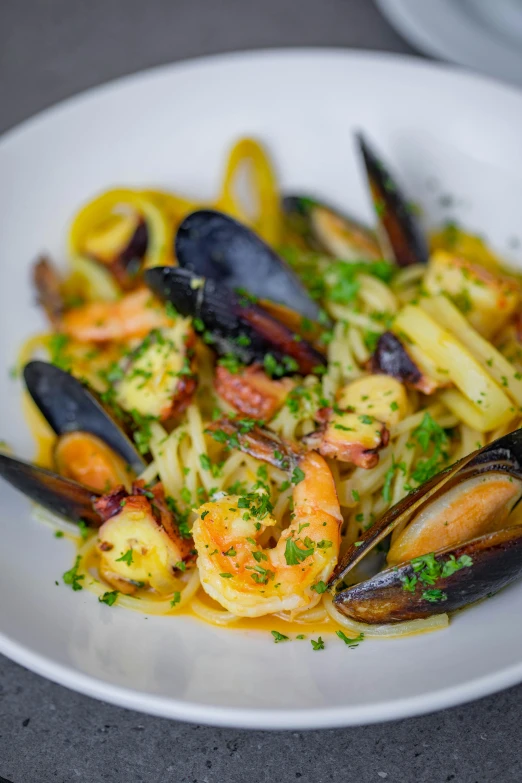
3;133;522;647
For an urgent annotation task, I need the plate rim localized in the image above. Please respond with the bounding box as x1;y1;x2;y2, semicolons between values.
4;626;522;729
2;47;522;729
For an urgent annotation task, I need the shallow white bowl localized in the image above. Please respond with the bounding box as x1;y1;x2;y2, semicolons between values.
1;50;522;729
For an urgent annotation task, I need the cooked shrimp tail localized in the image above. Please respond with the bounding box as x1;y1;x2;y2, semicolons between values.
207;416;300;470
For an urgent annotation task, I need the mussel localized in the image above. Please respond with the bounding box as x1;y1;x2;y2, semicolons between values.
330;429;522;622
356;132;429;267
0;361;146;527
24;361;145;477
282;195;381;261
145;266;326;377
282;132;429;269
370;331;441;395
175;209;322;321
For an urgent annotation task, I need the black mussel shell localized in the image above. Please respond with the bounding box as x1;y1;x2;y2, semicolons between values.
329;428;522;588
0;453;101;527
175;209;321;322
333;526;522;623
145;267;326;376
23;361;146;474
356;132;429;267
282;195;381;261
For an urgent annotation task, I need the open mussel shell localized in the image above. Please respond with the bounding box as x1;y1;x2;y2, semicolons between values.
0;453;101;527
175;209;321;322
329;428;522;588
282;195;381;261
24;361;146;474
334;526;522;623
145;266;326;376
356;132;429;267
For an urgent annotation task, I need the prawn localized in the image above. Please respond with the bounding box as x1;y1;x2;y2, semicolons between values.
61;288;170;343
193;419;342;617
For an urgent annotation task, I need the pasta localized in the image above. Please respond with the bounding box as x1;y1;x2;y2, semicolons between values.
12;134;522;645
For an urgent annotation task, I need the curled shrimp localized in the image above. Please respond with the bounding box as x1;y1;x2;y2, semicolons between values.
61;288;170;343
193;419;342;617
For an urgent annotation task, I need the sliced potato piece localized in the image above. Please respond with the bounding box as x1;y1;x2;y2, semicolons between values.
422;294;522;408
115;318;196;420
95;484;193;595
394;304;513;431
423;249;519;338
337;374;409;428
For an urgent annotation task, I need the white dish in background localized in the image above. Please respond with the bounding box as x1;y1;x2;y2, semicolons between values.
1;50;522;729
376;0;522;86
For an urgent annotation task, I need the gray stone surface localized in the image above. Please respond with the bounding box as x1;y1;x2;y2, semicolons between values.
1;1;520;781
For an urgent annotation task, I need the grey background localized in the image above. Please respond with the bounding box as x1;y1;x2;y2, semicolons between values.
1;1;521;781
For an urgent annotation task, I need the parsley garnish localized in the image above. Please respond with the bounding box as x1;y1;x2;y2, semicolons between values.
99;590;118;606
291;466;305;485
271;630;289;643
62;556;84;591
336;630;364;647
116;549;134;566
311;637;325;651
422;589;448;603
284;538;314;565
311;580;327;594
170;592;181;607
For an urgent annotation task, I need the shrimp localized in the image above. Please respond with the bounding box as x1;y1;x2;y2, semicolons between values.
193;419;342;617
61;288;170;343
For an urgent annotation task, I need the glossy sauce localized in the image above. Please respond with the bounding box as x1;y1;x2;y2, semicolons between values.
27;403;340;637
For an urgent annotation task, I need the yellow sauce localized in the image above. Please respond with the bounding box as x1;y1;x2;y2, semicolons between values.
28;411;341;637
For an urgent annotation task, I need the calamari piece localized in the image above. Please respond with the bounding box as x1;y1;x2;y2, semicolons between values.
215;364;294;420
96;482;193;595
305;375;408;468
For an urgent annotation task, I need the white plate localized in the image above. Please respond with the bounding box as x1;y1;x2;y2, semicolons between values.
1;50;522;730
376;0;522;86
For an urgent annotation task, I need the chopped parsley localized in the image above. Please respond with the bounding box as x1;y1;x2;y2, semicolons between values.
400;552;473;595
99;590;119;606
410;412;449;485
271;630;289;643
62;556;84;591
291;466;305;485
310;637;325;651
422;589;448;603
170;592;181;607
311;580;327;594
77;520;89;541
336;630;364;647
116;549;134;566
284;538;314;565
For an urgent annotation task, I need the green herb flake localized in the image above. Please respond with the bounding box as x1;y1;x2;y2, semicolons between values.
99;590;119;606
116;549;134;566
62;556;84;591
336;630;364;647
